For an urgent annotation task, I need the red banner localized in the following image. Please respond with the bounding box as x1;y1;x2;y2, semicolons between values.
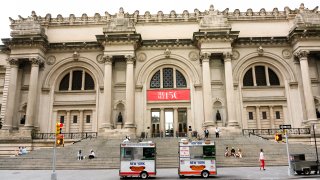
147;89;190;101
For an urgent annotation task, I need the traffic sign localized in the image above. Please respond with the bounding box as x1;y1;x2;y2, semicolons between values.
279;124;291;129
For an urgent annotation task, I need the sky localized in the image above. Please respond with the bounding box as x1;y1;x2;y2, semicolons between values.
0;0;318;45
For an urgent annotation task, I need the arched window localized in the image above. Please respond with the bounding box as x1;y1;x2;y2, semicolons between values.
59;69;95;91
150;68;187;89
243;65;280;86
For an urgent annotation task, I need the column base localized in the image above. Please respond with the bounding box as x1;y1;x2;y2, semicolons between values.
203;121;215;127
227;121;239;127
124;123;136;129
116;122;123;129
20;125;34;130
1;125;13;131
307;118;319;125
101;123;113;129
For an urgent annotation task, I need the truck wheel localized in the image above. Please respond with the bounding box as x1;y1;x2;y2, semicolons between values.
303;168;311;175
296;171;302;175
140;171;148;179
201;170;209;178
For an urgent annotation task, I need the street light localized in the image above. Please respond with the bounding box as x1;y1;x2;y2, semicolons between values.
312;124;319;167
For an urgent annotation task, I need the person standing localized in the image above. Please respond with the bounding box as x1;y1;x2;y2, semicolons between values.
204;128;209;138
215;127;220;138
259;149;266;170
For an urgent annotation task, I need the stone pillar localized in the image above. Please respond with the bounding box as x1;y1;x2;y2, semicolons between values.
174;108;178;137
66;111;71;133
24;57;42;129
101;55;113;129
124;55;135;128
295;50;317;124
3;58;19;130
269;106;275;128
160;108;165;137
223;52;238;127
201;53;213;127
256;106;261;129
79;110;84;132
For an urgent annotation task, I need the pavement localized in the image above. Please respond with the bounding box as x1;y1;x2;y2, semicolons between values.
0;166;320;180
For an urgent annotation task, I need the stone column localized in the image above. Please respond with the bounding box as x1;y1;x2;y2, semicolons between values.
269;106;275;128
3;58;19;130
24;57;42;129
160;108;165;137
223;52;238;127
101;55;113;129
79;110;84;132
256;106;261;129
201;53;213;127
295;50;317;124
66;111;70;133
174;108;178;137
124;55;135;128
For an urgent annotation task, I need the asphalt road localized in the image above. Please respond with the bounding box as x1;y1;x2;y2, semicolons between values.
1;166;320;180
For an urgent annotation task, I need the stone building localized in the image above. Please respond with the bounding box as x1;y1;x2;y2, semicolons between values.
0;4;319;138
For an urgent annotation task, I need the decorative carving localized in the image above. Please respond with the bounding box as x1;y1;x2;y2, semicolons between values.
81;13;88;22
170;10;176;18
69;14;76;24
96;54;104;64
199;5;230;30
232;50;240;60
234;9;240;17
57;14;63;22
282;49;292;59
30;57;43;65
223;52;232;60
189;51;199;61
259;8;266;16
246;8;253;16
272;8;279;16
157;11;164;22
164;48;171;58
144;11;151;20
105;7;135;33
183;10;189;21
45;13;51;22
257;46;264;56
94;13;101;22
46;55;56;65
73;51;80;61
125;55;135;63
137;53;147;62
295;50;309;59
7;58;19;66
102;55;113;64
200;52;210;60
133;10;139;22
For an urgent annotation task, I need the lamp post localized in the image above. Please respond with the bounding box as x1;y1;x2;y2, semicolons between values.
312;124;319;166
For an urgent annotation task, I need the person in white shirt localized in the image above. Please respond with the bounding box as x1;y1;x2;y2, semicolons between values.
259;149;265;170
89;149;95;159
215;127;220;138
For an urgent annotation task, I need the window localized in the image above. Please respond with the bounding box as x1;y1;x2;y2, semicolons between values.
248;112;253;120
150;68;187;89
73;115;78;123
275;111;281;119
262;112;267;119
60;116;65;124
59;69;95;91
143;147;155;160
243;66;280;86
86;115;91;123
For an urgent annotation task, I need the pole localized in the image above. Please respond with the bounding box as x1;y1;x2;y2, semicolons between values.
285;129;294;176
51;130;57;180
312;124;319;166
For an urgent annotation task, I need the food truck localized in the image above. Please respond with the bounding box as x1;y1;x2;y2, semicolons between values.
119;141;156;179
178;139;217;178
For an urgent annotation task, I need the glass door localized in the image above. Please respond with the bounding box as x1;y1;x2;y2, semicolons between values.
165;109;174;137
151;110;160;137
178;109;187;137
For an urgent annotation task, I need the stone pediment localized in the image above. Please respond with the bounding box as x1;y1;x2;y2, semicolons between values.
199;5;231;31
104;7;135;33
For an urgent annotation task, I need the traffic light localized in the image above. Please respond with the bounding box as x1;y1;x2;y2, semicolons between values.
56;134;64;145
55;122;64;135
275;133;282;142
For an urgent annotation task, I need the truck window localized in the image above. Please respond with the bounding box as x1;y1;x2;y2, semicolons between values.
190;146;203;159
121;147;134;160
143;147;155;160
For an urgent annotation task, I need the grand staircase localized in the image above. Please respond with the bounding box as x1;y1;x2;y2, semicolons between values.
0;134;317;170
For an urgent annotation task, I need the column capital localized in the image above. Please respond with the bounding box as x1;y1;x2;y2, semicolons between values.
294;50;309;60
102;55;113;65
7;58;19;66
223;52;233;62
30;57;44;66
125;55;135;64
200;52;210;61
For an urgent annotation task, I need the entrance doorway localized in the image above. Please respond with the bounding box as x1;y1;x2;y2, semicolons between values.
165;110;174;137
178;109;187;137
151;110;160;137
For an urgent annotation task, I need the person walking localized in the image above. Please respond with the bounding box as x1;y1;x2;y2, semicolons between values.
259;149;266;170
215;127;220;138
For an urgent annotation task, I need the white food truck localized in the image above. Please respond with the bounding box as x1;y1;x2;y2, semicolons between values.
178;139;217;178
119;141;156;179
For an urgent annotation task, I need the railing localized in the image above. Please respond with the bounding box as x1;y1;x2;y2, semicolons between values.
242;128;310;136
32;132;98;139
151;132;188;138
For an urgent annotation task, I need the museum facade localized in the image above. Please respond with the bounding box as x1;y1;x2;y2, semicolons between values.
0;4;319;138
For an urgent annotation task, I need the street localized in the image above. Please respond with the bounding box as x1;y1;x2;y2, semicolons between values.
1;166;320;180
